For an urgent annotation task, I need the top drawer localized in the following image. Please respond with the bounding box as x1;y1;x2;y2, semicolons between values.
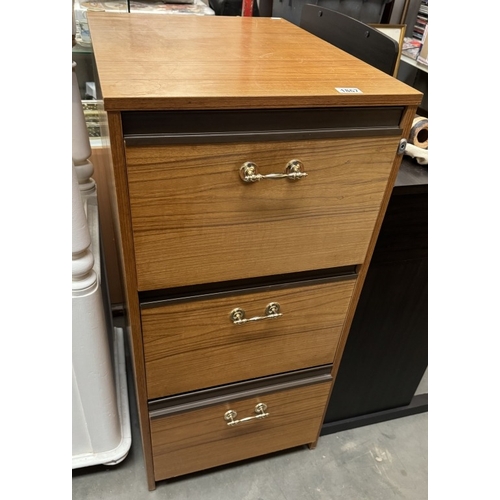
126;137;398;290
124;109;402;291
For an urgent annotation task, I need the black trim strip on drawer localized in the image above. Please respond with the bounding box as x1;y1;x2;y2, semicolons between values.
148;365;333;419
124;127;401;145
122;107;403;145
139;266;357;308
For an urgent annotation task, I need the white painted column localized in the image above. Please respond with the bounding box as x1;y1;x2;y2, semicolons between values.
72;61;95;194
72;59;121;458
72;161;121;456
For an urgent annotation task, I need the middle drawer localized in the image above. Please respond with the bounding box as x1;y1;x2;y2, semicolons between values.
141;276;356;400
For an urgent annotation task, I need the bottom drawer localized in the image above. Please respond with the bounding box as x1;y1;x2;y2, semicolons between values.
150;372;332;481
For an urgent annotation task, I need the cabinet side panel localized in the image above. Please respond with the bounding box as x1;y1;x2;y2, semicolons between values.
104;111;157;490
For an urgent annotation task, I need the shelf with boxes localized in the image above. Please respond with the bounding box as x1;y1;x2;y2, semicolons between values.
401;0;428;68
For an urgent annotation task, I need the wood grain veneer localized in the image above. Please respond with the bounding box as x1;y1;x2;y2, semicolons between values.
126;136;398;290
103;111;157;490
87;13;421;111
142;278;355;399
150;381;332;480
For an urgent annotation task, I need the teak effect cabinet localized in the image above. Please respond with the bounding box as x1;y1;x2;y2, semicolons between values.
87;12;422;490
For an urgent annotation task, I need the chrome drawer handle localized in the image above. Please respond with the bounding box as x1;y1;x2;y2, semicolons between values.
230;302;282;325
239;160;307;182
224;403;269;426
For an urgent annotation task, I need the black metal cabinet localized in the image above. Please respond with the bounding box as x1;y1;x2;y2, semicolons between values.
322;157;428;434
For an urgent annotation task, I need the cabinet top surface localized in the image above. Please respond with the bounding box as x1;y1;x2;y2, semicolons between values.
87;12;422;111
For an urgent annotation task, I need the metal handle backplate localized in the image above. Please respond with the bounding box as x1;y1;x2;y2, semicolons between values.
230;302;282;325
239;160;307;182
224;403;269;426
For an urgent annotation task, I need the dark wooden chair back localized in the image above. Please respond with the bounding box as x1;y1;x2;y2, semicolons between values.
300;4;399;76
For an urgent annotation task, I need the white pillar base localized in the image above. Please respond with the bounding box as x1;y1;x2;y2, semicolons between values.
72;327;132;468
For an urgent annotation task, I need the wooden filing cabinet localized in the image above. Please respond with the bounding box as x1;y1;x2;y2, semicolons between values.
87;12;422;490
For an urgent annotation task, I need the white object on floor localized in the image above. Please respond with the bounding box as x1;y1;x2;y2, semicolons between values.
72;327;132;468
404;143;428;165
72;60;131;468
72;163;131;467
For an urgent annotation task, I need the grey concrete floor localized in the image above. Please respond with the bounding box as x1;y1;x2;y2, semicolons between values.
73;371;428;500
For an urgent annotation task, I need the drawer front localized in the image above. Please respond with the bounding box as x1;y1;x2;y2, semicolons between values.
126;136;398;291
142;278;355;399
150;379;332;481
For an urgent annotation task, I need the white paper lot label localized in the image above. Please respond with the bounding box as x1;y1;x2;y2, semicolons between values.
335;88;363;94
